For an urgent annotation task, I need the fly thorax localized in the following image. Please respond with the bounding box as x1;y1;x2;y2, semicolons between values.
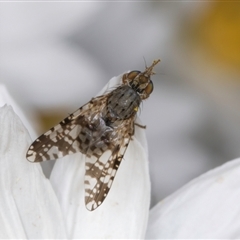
107;85;141;120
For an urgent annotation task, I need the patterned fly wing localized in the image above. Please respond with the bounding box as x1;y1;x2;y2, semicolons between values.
26;59;160;211
84;118;134;210
26;93;135;211
26;95;109;163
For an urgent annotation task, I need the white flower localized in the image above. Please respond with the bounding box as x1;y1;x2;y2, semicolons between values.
1;76;240;239
146;158;240;239
0;104;66;238
0;75;150;239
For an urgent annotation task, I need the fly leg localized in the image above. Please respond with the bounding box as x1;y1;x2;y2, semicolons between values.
134;122;146;129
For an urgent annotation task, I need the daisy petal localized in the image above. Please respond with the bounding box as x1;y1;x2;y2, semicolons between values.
0;84;36;139
146;158;240;239
0;105;67;238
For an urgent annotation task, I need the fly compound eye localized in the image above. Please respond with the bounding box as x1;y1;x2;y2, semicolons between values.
144;80;154;96
128;71;141;80
123;71;140;84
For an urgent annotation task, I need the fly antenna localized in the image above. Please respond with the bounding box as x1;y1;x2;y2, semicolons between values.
144;59;161;75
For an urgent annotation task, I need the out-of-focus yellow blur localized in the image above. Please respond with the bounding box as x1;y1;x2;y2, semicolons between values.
193;2;240;72
169;2;240;123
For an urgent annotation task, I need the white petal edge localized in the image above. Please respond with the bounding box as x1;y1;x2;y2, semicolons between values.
0;84;36;139
0;105;67;238
146;157;240;239
50;74;150;239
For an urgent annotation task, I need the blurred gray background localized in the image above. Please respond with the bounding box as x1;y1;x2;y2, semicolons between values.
1;2;240;208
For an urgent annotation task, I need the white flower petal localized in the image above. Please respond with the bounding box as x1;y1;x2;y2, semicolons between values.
0;105;67;238
146;158;240;239
50;74;150;239
0;84;36;139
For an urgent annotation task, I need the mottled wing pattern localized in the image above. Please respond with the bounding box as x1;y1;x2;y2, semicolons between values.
27;92;135;210
26;95;108;162
84;117;134;211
